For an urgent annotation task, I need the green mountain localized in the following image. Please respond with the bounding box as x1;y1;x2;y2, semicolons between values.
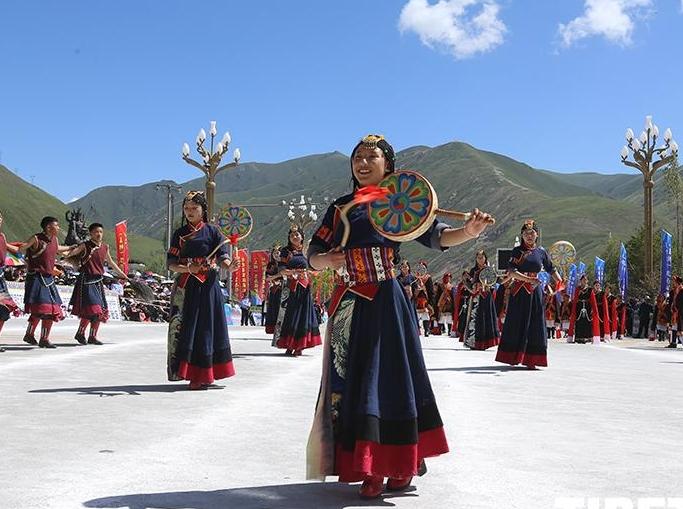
0;164;164;271
70;141;657;274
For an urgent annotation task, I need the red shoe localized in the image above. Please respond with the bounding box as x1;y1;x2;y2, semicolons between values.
386;476;413;491
293;349;302;357
188;382;208;390
359;476;384;499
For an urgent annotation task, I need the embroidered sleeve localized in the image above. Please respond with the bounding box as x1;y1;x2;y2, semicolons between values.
309;202;336;255
167;229;181;264
508;247;521;271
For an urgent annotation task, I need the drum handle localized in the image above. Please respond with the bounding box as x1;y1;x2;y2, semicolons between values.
338;201;356;249
435;208;496;224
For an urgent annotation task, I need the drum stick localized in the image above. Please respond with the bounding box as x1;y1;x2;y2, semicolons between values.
435;208;496;224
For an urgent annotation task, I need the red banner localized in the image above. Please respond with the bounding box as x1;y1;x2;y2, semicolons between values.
231;248;250;300
249;250;269;301
114;221;129;276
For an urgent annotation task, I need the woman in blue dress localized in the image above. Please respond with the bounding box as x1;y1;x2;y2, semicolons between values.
274;226;322;356
264;246;283;334
167;191;239;390
495;219;561;368
462;250;500;350
306;134;493;499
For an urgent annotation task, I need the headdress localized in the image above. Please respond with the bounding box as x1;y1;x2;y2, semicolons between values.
181;190;208;223
184;190;205;202
349;134;396;188
520;218;538;233
360;134;385;149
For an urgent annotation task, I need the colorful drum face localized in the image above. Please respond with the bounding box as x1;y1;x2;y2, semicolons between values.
369;170;437;242
479;266;498;287
549;241;576;269
216;206;253;241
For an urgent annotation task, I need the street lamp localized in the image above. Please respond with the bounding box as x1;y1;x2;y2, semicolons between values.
620;115;678;277
155;183;183;249
283;195;329;234
181;120;241;221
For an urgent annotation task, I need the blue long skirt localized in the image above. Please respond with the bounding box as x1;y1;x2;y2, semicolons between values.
276;283;321;351
265;285;281;334
307;279;449;481
167;269;235;384
496;285;547;367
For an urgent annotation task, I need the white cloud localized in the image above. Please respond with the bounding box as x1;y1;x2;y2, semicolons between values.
558;0;653;47
67;196;80;203
399;0;507;59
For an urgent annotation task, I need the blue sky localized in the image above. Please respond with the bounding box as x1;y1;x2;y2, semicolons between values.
1;1;682;202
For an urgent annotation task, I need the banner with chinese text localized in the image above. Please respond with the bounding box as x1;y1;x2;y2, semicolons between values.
249;250;269;301
114;221;129;276
231;248;250;300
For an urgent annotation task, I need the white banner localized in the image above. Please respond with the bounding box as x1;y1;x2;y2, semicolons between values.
6;281;123;321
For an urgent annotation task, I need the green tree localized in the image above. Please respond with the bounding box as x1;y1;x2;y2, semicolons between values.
663;154;682;269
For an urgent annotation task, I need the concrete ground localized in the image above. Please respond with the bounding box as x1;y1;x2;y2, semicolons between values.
0;318;682;509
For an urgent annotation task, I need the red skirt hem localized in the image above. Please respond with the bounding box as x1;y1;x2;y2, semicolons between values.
335;426;449;482
474;337;500;350
276;332;322;351
25;304;64;321
71;304;109;322
495;349;547;368
177;360;235;384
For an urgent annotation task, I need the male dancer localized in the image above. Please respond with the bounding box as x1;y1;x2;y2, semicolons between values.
19;217;72;348
67;223;128;345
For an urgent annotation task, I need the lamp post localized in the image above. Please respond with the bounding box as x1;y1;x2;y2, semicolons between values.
620;115;679;278
155;183;183;276
181;120;241;221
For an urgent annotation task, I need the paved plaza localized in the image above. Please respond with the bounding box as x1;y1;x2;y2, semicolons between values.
1;319;682;509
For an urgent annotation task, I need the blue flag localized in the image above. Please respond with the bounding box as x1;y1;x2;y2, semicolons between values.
578;261;586;277
538;271;550;290
594;257;605;285
618;243;628;299
566;263;578;297
661;230;673;296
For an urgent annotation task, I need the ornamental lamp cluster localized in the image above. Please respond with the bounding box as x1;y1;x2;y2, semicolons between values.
180;120;241;220
283;194;328;232
619;115;679;278
620;116;678;163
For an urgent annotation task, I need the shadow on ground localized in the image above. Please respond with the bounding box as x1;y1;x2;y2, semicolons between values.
83;482;418;509
232;352;297;359
28;384;225;396
428;365;528;374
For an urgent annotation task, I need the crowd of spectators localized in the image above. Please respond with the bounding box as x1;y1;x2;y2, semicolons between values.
3;266;173;323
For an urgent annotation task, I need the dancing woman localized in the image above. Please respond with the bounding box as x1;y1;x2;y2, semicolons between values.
435;273;455;336
568;275;600;344
452;270;472;341
594;281;611;342
462;250;499;350
167;191;239;389
264;246;283;334
274;226;322;356
495;219;561;368
306;134;492;499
